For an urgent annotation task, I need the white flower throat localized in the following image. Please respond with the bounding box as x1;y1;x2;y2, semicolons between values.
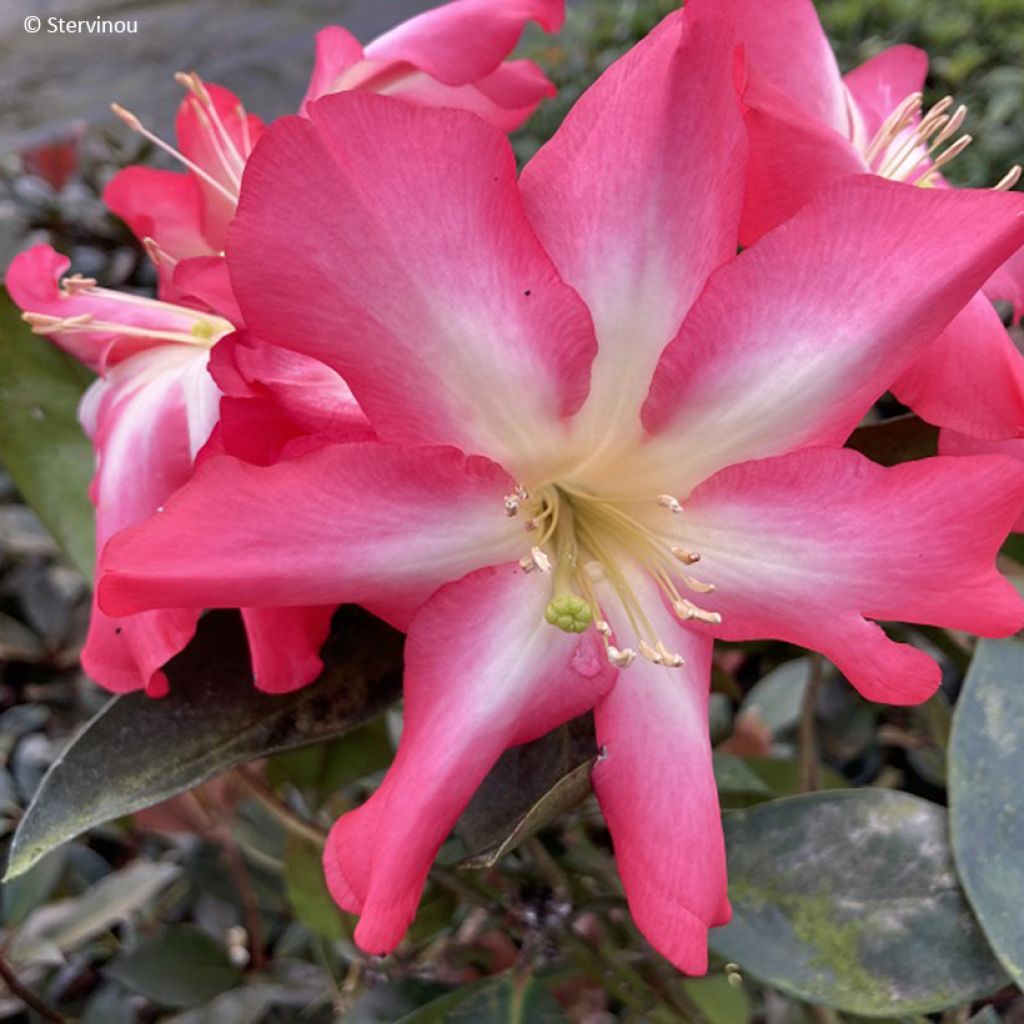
505;483;721;669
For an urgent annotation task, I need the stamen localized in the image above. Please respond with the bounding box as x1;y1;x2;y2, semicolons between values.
674;599;722;625
60;274;98;296
862;92;922;165
607;645;636;668
995;165;1022;192
680;573;715;594
671;546;700;565
110;102;238;205
175;70;247;180
657;494;683;514
143;236;179;269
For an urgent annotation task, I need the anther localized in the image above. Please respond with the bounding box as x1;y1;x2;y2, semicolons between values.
639;640;663;664
143;236;178;268
606;645;636;668
504;495;520;516
671;546;700;565
656;642;685;668
657;494;683;514
674;599;722;625
681;573;715;594
60;274;97;296
595;619;613;638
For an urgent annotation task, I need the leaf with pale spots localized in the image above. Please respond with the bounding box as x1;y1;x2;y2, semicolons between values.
949;636;1024;988
709;790;1007;1014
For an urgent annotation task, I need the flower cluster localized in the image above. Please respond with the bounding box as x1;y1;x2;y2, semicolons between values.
8;0;1024;975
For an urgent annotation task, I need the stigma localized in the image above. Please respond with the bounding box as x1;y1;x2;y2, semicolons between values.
509;484;722;670
861;91;1020;191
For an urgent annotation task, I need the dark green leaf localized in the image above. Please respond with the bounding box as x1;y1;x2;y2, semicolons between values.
4;607;403;880
398;975;569;1023
0;286;95;577
284;834;351;942
105;925;242;1008
680;974;751;1024
949;637;1024;987
710;790;1007;1015
1;846;67;926
456;715;596;867
846;415;939;467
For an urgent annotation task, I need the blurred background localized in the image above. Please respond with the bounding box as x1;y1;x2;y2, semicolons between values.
1;0;1024;1021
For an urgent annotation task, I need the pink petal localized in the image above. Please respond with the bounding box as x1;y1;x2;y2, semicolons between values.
99;443;525;629
170;256;242;323
642;178;1024;495
301;25;366;109
986;245;1024;324
176;83;264;250
843;45;929;140
739;67;866;244
363;0;564;88
103;168;214;294
940;429;1024;531
719;0;850;133
891;292;1024;440
678;447;1024;704
228;92;596;469
241;606;335;693
520;3;746;442
323;564;615;952
593;626;727;975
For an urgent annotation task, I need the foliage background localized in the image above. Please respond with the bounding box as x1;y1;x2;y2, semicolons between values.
1;0;1024;1021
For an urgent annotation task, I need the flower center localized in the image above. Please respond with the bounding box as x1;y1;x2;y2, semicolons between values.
23;274;233;350
506;484;721;669
861;92;1020;190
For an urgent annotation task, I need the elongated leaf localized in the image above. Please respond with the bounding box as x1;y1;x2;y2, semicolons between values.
456;715;596;865
4;607;403;879
398;975;569;1023
105;925;243;1008
0;286;95;577
710;790;1007;1015
949;637;1024;987
10;860;181;964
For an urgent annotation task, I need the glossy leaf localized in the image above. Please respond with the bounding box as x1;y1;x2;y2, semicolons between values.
456;715;597;867
105;924;243;1008
4;607;403;880
284;834;351;942
0;286;95;577
710;790;1007;1015
398;975;570;1023
949;637;1024;987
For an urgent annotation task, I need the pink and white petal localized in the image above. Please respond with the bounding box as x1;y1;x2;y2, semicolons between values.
641;178;1024;496
940;429;1024;531
593;624;727;975
300;25;366;109
740;67;867;245
228;92;596;472
718;0;851;133
891;292;1024;440
176;83;263;250
520;4;745;446
675;447;1024;704
99;442;525;630
241;605;335;693
324;564;615;950
843;45;929;140
363;0;564;87
103;167;214;277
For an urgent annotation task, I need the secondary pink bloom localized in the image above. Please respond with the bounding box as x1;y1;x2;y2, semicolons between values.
105;0;562;290
722;0;1024;442
301;0;563;129
97;5;1024;973
5;244;351;695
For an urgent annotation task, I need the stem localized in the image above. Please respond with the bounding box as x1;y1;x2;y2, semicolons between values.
0;950;70;1024
799;654;825;793
235;765;328;846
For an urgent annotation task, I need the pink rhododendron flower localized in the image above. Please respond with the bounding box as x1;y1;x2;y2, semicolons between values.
96;5;1024;973
720;0;1024;443
5;244;357;695
104;0;563;291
